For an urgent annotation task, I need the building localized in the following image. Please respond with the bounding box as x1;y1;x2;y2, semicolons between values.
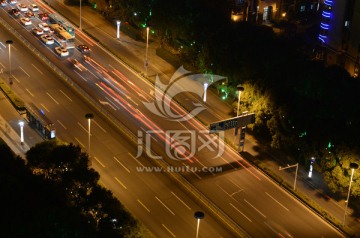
318;0;360;77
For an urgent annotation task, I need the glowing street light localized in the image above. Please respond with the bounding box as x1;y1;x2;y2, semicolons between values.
6;40;13;85
236;85;244;117
18;120;24;145
85;113;94;156
194;211;204;238
203;83;209;102
343;162;359;226
117;20;121;39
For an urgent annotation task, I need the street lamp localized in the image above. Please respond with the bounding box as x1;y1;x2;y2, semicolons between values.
85;113;94;156
279;163;299;191
343;162;359;226
18;120;24;145
144;27;149;76
6;40;13;85
117;20;121;39
194;211;204;238
203;83;209;102
236;85;244;117
79;0;82;30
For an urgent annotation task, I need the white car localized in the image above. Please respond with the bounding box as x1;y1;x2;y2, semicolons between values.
17;3;27;11
54;46;69;57
1;0;7;6
8;0;17;5
38;22;50;31
32;27;43;35
29;3;38;11
40;34;54;45
20;17;32;26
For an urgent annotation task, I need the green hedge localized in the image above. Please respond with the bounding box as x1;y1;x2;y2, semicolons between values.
0;77;25;111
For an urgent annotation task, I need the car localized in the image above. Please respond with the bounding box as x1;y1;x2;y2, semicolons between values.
8;0;17;5
77;44;90;54
38;22;50;31
38;12;49;21
20;17;32;26
17;3;27;11
54;46;69;57
32;27;44;35
24;11;35;18
29;3;38;11
40;34;54;45
1;0;7;6
8;8;20;17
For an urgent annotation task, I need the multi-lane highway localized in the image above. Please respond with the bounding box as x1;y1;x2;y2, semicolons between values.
0;1;345;237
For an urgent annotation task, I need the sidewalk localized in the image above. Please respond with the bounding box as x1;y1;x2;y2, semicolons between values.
43;1;360;235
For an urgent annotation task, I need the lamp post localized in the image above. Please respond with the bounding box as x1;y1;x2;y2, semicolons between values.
194;211;204;238
144;27;149;76
236;85;244;117
85;113;94;156
117;20;121;39
79;0;82;30
343;162;359;226
279;163;299;191
6;40;13;85
18;120;24;145
203;83;209;102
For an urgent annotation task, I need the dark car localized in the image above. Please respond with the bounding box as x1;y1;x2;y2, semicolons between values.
8;8;20;17
77;44;90;54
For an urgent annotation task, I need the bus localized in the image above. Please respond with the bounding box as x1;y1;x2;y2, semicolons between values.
50;23;75;49
48;13;75;37
25;103;56;139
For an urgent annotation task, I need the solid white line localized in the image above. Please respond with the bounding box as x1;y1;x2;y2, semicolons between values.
244;199;267;218
59;90;72;102
25;88;34;97
137;199;150;213
171;191;191;210
229;203;252;222
56;120;67;130
94;156;106;168
155;196;175;215
46;92;59;104
114;176;127;189
19;66;30;77
265;192;289;211
31;64;43;74
74;70;87;81
113;156;130;173
162;224;176;237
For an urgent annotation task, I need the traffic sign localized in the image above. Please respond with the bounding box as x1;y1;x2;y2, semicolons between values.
209;113;255;133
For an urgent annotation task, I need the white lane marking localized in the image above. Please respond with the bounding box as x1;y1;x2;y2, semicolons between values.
74;137;85;148
40;104;50;112
137;199;150;213
171;191;191;210
74;70;87;81
93;119;106;133
162;224;176;237
77;122;91;135
113;156;130;173
25;88;35;97
46;92;59;104
57;120;67;129
94;156;105;168
229;203;252;222
183;163;202;179
128;152;145;168
114;176;127;189
265;192;289;211
19;66;30;77
13;75;20;83
244;199;266;218
155;196;175;215
59;90;72;102
31;64;43;74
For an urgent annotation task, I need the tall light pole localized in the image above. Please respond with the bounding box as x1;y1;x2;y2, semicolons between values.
18;120;24;145
343;162;359;226
194;211;204;238
203;83;209;102
85;113;94;157
6;40;13;85
79;0;82;30
236;85;244;117
144;27;149;76
279;163;299;191
117;20;121;39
